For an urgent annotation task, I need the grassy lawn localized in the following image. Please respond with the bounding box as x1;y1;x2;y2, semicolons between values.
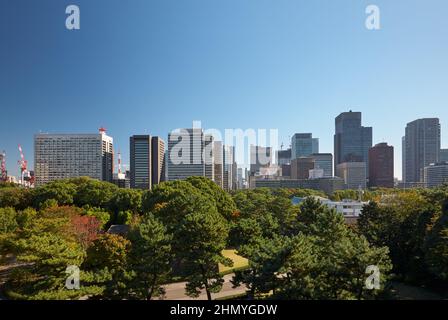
219;249;249;273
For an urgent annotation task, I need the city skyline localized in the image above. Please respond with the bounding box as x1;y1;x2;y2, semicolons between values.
2;0;448;179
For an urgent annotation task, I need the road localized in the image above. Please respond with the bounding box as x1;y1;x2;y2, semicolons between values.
162;273;247;300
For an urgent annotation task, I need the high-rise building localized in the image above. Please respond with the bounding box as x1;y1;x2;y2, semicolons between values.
310;153;333;177
34;129;113;186
213;141;224;188
250;145;273;175
334;111;372;176
291;157;315;179
223;145;235;191
130;135;152;189
276;148;291;166
440;149;448;162
130;135;165;190
167;128;205;181
368;143;394;188
291;133;319;159
204;134;215;182
424;162;448;188
336;162;367;190
403;118;440;184
151;136;166;186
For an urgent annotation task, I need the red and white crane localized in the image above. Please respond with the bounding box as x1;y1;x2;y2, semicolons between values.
17;144;28;186
17;145;34;187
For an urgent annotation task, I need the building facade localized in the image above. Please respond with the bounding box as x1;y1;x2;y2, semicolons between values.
334;111;372;175
291;157;314;179
130;135;165;190
310;153;333;177
368;143;394;188
424;162;448;188
34;129;113;186
291;133;319;159
276;148;291;166
336;162;367;190
167;128;205;181
439;149;448;162
403;118;440;184
249;145;273;175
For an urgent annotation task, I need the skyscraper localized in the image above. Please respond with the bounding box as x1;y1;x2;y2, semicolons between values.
291;133;319;159
223;145;236;191
368;143;394;188
249;145;273;175
151;136;166;186
130;135;166;190
276;148;291;166
204;134;215;182
34;129;113;186
403;118;440;184
334;111;372;175
309;153;333;177
213;141;224;188
167;128;205;181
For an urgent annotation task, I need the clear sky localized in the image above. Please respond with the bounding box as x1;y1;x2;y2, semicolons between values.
1;0;448;179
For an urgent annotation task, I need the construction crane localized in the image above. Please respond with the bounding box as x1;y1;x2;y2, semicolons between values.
17;145;34;187
17;145;28;186
1;150;6;182
118;150;122;175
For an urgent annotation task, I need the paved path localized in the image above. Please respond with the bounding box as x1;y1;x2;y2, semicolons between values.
162;273;247;300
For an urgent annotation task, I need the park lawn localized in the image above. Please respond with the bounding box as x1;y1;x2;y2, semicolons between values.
219;249;249;273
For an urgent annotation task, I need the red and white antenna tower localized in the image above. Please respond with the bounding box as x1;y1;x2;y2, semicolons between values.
1;151;6;182
118;150;122;174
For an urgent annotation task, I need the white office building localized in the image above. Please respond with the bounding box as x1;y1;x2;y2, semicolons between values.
34;129;114;186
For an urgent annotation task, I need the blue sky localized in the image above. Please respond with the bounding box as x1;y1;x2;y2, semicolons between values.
1;0;448;179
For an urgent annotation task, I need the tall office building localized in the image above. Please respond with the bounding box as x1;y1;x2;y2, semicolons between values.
369;143;394;188
34;129;113;186
334;111;372;176
250;145;273;175
204;134;215;182
213;141;224;188
151;136;166;186
291;133;319;159
167;128;205;181
424;162;448;188
403;118;440;184
223;145;236;191
336;162;367;190
440;149;448;162
276;148;291;166
310;153;333;177
291;157;315;179
130;135;165;190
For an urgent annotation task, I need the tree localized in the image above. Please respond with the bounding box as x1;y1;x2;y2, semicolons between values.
179;206;232;300
73;178;118;208
0;207;19;234
83;233;131;299
109;188;143;214
32;180;78;209
127;214;172;300
186;177;237;221
0;187;32;210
